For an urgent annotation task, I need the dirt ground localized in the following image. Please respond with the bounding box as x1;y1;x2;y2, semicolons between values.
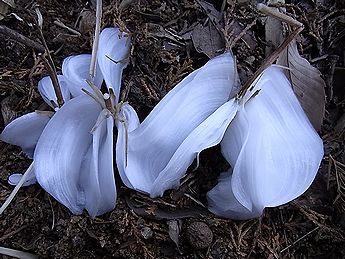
0;0;345;258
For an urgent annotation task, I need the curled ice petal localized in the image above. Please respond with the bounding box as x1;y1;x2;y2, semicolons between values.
98;27;131;99
116;53;238;196
34;95;102;214
208;66;324;219
8;172;37;187
62;54;103;97
80;109;117;217
115;103;140;188
38;75;71;108
150;99;239;197
0;111;52;158
207;171;261;220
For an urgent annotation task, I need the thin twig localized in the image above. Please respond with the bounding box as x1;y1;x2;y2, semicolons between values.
0;25;45;52
184;193;206;208
53;19;81;36
257;3;303;27
280;226;319;253
238;4;303;97
0;163;34;215
89;0;102;80
34;5;64;107
39;54;63;109
229;18;257;49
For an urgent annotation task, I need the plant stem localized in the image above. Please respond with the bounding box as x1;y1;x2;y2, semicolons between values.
238;4;304;98
39;54;64;108
0;25;45;52
35;5;64;107
89;0;102;81
257;3;303;28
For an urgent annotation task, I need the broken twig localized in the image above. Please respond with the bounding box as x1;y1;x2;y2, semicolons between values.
0;25;45;52
34;5;64;107
53;19;81;36
89;0;102;80
239;4;304;97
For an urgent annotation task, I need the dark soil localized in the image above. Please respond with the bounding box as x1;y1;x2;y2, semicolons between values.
0;0;345;258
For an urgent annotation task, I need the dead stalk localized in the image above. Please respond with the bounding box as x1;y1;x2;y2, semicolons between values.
257;3;303;28
39;54;63;109
89;0;102;81
34;5;64;107
0;25;45;52
53;19;81;36
238;4;304;98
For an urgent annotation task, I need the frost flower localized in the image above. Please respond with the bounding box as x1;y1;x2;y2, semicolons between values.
1;27;131;217
33;27;131;217
207;66;324;220
116;53;240;197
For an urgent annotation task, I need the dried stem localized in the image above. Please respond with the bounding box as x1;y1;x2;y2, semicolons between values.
53;19;81;36
280;226;320;253
257;3;303;28
39;54;63;109
238;4;304;98
34;6;64;107
0;25;45;52
89;0;102;80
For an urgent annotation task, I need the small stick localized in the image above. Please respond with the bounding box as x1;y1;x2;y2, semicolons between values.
39;54;64;109
0;162;34;215
89;0;102;80
238;4;303;97
239;26;303;97
280;226;319;253
257;3;303;28
0;25;45;52
34;5;64;107
53;19;81;36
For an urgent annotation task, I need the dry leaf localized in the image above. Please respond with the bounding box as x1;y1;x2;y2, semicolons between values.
168;219;182;251
277;41;326;131
194;0;256;55
196;0;222;26
192;22;224;58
